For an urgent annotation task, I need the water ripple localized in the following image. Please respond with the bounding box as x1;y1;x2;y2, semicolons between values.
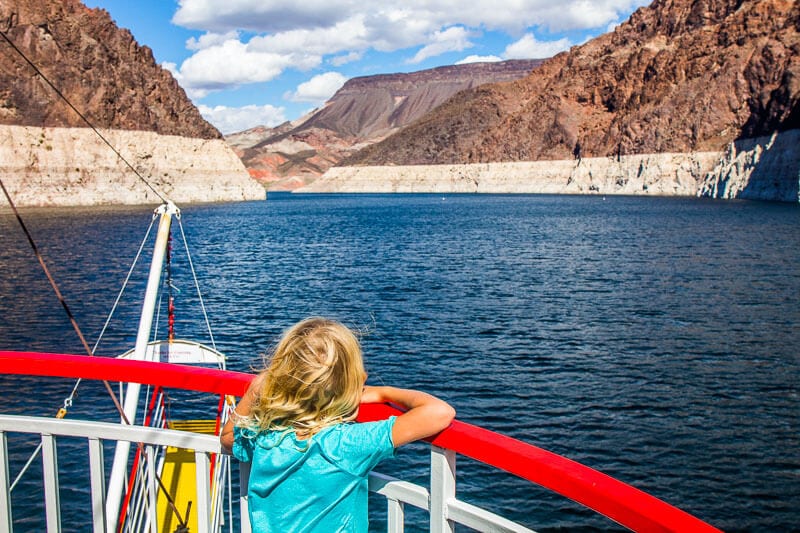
1;195;798;531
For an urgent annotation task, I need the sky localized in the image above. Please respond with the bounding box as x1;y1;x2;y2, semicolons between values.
83;0;651;135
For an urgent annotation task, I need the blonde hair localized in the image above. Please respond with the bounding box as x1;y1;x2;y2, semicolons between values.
248;317;366;437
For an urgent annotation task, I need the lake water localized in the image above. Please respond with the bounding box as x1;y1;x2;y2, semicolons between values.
1;193;798;531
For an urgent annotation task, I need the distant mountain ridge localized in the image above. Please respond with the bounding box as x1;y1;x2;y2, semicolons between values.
345;0;799;166
225;60;544;189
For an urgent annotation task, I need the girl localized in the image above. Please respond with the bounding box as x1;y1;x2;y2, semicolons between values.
220;317;455;532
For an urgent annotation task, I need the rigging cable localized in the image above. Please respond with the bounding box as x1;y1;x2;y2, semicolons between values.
177;216;218;352
0;179;128;421
0;86;159;492
1;25;207;529
0;26;168;203
2;184;192;528
167;228;176;342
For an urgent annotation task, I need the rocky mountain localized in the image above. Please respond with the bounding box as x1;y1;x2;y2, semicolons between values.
345;0;799;166
226;60;543;189
0;0;263;206
0;0;219;139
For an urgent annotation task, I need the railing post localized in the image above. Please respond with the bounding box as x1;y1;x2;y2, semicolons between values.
146;446;157;533
240;461;252;533
196;451;211;533
387;498;405;533
41;434;62;533
429;446;455;533
0;431;12;531
87;437;106;533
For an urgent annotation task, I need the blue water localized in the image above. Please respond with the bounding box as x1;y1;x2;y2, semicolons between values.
1;194;798;531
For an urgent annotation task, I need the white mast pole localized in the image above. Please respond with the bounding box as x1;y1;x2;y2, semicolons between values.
106;201;179;531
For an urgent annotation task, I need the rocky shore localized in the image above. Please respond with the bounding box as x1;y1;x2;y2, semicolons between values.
299;130;799;202
0;125;265;207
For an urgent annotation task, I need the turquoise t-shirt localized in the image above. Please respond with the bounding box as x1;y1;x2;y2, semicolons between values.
233;417;396;532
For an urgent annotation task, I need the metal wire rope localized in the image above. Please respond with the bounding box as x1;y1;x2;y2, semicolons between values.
0;24;216;529
177;216;218;353
7;212;158;492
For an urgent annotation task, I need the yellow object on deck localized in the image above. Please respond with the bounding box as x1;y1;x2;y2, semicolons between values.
157;420;219;533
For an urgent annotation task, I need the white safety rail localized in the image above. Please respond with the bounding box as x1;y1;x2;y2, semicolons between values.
366;447;536;533
1;414;535;533
120;388;168;533
0;415;218;533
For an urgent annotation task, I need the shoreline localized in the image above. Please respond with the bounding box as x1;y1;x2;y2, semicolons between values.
297;130;799;203
1;126;797;205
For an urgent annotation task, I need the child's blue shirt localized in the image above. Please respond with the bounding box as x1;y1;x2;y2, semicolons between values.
233;416;397;532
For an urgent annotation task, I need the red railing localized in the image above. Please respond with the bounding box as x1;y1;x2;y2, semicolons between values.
0;350;721;532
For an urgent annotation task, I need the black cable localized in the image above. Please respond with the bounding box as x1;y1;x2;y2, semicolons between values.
0;178;130;423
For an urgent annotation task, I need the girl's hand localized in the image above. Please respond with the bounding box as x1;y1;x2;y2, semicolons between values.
220;374;262;452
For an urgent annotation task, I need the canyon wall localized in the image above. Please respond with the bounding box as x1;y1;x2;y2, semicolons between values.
699;129;800;201
0;125;265;207
300;130;799;201
0;0;264;207
228;60;543;190
300;153;719;195
345;0;799;179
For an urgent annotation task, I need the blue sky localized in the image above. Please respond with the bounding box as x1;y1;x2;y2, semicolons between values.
83;0;650;135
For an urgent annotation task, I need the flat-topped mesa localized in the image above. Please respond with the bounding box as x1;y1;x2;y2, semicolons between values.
227;60;544;190
0;0;264;206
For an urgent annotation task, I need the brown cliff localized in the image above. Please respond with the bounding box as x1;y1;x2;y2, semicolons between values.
226;60;543;189
345;0;799;166
0;0;220;139
0;0;264;206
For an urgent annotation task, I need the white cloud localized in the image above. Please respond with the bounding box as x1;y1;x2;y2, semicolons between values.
186;30;239;51
409;26;473;64
330;51;363;67
173;0;354;33
503;33;572;59
285;72;349;103
198;103;287;134
173;0;649;34
167;0;648;99
456;54;502;64
247;17;369;56
168;37;321;96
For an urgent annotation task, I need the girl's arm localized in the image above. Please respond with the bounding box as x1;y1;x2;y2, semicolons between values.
220;375;262;452
361;386;455;447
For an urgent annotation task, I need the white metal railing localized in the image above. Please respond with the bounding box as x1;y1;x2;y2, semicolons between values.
121;388;168;533
0;415;217;533
1;414;535;532
366;447;535;533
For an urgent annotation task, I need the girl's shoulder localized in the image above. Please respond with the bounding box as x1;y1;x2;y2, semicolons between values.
317;417;396;453
315;417;397;476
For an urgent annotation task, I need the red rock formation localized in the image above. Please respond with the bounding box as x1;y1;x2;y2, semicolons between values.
345;0;799;166
0;0;220;139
